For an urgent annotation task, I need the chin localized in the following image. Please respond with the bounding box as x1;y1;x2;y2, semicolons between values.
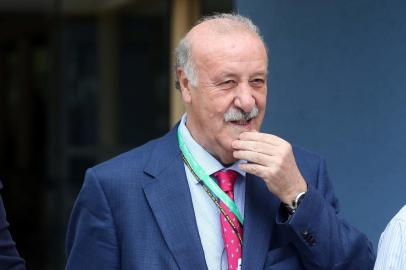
220;153;237;165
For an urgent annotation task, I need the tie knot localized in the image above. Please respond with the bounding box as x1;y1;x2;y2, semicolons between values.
213;170;238;193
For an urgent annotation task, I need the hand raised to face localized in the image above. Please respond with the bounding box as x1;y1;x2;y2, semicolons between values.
232;131;307;205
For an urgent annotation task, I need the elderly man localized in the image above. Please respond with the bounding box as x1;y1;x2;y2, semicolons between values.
66;14;375;269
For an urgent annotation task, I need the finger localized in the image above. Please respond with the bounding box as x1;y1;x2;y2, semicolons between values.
239;163;268;178
232;140;280;156
233;150;274;167
238;131;284;145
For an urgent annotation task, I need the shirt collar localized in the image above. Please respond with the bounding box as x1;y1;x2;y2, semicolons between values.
178;114;246;184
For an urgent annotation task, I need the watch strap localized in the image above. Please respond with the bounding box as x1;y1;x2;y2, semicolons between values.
284;192;306;215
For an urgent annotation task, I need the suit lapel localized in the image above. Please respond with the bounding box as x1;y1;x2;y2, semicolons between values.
143;127;207;270
242;174;278;269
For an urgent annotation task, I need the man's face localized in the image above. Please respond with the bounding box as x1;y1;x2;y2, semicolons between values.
179;29;268;164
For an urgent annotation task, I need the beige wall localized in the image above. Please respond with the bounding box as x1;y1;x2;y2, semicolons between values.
170;0;201;126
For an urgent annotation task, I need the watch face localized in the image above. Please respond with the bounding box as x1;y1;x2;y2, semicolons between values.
283;203;295;215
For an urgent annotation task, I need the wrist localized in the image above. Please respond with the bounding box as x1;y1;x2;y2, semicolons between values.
281;176;308;204
283;191;306;215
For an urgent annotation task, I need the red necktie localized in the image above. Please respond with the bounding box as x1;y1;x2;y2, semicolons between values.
213;170;243;270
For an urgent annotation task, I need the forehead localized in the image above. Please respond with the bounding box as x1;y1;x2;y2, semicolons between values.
190;32;268;76
187;21;267;69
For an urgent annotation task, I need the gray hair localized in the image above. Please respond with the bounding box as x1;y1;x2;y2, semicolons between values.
174;13;265;90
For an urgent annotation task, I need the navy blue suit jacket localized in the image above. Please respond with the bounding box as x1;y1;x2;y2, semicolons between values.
66;126;375;269
0;181;25;270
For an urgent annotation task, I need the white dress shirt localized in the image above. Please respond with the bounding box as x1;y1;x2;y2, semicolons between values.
374;205;406;270
178;114;246;270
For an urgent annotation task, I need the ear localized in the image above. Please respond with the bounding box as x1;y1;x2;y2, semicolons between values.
176;68;192;104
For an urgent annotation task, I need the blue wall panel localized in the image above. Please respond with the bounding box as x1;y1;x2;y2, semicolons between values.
236;0;406;248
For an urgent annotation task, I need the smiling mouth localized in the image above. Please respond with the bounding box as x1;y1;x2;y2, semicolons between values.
230;118;253;126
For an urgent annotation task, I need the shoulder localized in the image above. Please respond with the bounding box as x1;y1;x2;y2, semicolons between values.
90;137;159;177
292;145;325;177
292;145;323;163
375;205;406;268
393;205;406;223
85;126;178;187
380;204;406;244
383;205;406;232
0;182;26;269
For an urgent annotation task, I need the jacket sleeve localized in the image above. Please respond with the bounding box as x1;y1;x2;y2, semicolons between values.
276;157;376;270
66;169;120;270
0;182;26;270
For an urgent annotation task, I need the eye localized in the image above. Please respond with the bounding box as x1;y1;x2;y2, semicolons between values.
250;78;265;87
220;80;237;89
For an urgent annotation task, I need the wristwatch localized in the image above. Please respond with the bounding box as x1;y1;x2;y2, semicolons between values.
284;192;306;215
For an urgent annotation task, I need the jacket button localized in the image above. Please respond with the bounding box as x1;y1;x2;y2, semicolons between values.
302;230;309;237
302;230;316;246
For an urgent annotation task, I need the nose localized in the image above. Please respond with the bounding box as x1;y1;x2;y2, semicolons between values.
234;83;256;112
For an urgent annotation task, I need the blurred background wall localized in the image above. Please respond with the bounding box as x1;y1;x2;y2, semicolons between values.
0;0;405;268
0;0;232;268
237;0;406;252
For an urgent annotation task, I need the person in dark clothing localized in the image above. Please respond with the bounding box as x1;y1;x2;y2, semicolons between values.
0;181;25;270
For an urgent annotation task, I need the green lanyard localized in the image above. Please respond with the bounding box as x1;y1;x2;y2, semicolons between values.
177;129;244;225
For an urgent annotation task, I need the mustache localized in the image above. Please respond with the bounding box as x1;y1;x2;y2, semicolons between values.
224;105;259;122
